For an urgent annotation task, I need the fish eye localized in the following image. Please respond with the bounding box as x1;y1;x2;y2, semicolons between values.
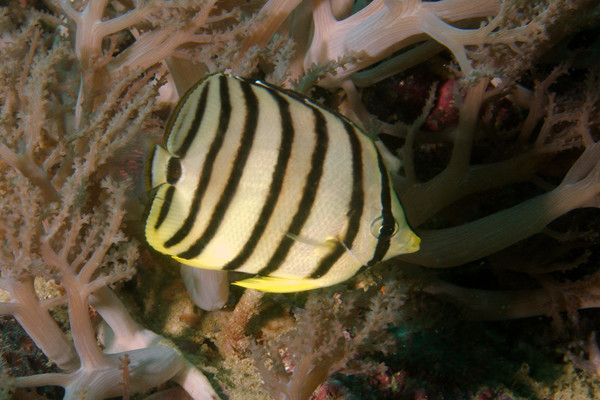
370;216;399;238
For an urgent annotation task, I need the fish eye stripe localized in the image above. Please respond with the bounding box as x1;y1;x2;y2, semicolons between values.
367;151;394;266
223;88;295;271
166;157;181;184
163;75;232;248
173;83;210;158
309;120;365;279
154;185;175;230
177;78;260;259
256;106;329;277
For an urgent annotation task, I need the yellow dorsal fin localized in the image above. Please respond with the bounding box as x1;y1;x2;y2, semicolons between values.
232;276;320;293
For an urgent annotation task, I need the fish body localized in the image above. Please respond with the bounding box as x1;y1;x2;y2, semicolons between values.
145;73;419;293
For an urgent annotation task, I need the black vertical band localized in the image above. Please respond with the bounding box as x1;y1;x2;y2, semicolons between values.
223;88;295;271
367;150;394;266
310;121;364;279
174;83;210;158
154;185;175;230
177;79;259;259
257;107;329;276
164;75;232;248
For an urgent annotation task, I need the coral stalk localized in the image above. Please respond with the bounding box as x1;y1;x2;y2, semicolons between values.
5;277;79;371
402;143;600;268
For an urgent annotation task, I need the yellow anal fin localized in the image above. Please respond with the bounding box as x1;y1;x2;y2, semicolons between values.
172;256;223;270
232;276;320;293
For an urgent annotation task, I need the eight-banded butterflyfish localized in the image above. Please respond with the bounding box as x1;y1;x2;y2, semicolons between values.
145;73;420;293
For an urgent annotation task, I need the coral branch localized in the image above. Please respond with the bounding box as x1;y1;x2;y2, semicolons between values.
235;0;303;64
173;364;220;400
4;277;79;371
306;0;500;87
0;143;60;202
402;143;600;267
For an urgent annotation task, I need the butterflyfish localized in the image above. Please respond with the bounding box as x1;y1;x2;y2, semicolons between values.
145;73;420;293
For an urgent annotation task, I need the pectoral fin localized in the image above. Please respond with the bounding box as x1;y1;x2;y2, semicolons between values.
285;232;339;258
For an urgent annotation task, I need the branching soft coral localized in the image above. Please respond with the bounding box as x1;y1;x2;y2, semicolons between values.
1;0;599;398
395;66;600;322
0;8;219;400
251;283;405;400
399;70;600;268
0;1;288;397
239;0;586;90
51;0;241;122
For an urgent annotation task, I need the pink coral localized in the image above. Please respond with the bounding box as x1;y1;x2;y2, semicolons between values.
251;283;405;400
